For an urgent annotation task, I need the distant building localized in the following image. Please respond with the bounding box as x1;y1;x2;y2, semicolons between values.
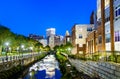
63;30;71;44
90;11;94;24
39;39;47;47
46;28;56;37
29;34;43;41
46;28;56;48
90;11;97;30
46;28;63;48
54;35;63;46
48;35;55;49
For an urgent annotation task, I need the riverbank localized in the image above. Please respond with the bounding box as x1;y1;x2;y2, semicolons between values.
56;52;96;79
55;52;78;79
0;53;47;79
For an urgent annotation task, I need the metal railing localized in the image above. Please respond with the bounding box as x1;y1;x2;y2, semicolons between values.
68;51;120;63
0;53;39;64
85;51;120;63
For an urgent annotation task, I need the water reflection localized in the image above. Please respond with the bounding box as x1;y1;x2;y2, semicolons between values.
24;54;62;79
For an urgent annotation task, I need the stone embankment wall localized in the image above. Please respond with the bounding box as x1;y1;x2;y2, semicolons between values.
69;59;120;79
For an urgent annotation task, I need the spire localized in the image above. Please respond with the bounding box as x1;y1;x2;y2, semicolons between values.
65;30;70;36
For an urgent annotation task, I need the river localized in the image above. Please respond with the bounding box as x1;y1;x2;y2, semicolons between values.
23;54;62;79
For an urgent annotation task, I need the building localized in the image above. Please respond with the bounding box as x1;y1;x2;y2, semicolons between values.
48;35;55;49
71;24;93;55
29;34;43;41
46;28;56;37
98;0;120;52
39;39;47;47
63;30;71;44
54;35;63;46
46;28;56;49
86;0;120;57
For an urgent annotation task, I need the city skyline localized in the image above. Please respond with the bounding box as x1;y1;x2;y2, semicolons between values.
0;0;96;36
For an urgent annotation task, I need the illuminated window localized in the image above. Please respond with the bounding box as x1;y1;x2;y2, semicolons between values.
79;44;83;47
79;51;83;54
115;31;120;42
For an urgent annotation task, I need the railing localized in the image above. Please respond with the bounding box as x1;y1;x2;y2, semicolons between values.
86;51;120;63
0;53;40;64
68;51;120;63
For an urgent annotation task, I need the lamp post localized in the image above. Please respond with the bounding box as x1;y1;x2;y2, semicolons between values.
21;45;24;58
30;47;33;52
68;47;71;54
20;45;24;65
5;42;9;61
30;47;33;56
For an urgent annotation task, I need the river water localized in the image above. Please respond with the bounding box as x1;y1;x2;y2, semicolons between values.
24;54;62;79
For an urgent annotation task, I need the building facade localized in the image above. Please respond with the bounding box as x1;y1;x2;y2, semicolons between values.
39;39;47;47
29;34;43;41
54;35;63;46
63;30;71;44
86;0;120;57
46;28;56;37
71;24;93;55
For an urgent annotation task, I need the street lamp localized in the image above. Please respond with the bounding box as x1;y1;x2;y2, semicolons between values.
20;45;24;65
5;42;9;61
68;48;71;52
30;47;33;56
21;45;24;57
30;47;33;52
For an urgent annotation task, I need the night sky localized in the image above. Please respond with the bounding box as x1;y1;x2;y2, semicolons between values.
0;0;96;37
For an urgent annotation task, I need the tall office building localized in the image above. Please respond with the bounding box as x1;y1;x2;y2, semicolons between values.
97;0;120;51
86;0;120;55
46;28;56;49
46;28;56;37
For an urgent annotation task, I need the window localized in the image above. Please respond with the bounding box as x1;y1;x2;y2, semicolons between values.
79;34;82;38
79;51;83;54
98;36;102;44
115;10;118;17
87;28;92;31
105;17;110;22
106;33;110;43
119;8;120;15
119;31;120;41
115;31;120;42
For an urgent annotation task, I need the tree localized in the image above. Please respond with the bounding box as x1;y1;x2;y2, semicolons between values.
35;42;43;53
44;45;51;52
0;25;14;54
53;45;59;52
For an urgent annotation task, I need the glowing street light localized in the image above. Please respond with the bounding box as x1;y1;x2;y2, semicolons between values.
30;47;33;50
30;47;33;55
5;42;9;46
68;48;71;51
67;47;71;54
5;42;9;61
21;45;24;57
21;45;24;49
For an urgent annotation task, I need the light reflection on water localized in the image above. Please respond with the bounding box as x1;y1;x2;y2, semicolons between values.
24;55;62;79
